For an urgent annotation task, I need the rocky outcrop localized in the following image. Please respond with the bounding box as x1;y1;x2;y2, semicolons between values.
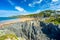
0;20;60;40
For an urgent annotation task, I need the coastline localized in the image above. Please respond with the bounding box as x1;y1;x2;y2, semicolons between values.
0;18;36;27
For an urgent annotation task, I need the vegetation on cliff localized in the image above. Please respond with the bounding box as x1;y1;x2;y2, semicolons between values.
0;34;18;40
10;10;60;18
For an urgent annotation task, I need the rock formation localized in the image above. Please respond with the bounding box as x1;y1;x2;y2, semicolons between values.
0;20;60;40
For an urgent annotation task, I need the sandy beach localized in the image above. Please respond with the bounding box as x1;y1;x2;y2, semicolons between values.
0;18;36;27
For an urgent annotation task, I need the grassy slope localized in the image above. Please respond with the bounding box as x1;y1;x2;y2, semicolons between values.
0;34;18;40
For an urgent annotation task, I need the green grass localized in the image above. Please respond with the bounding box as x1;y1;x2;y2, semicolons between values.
0;34;18;40
44;17;60;25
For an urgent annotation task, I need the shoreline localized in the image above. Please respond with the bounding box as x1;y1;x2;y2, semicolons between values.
0;18;36;27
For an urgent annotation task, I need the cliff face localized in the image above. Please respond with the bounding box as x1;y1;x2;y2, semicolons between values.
0;20;60;40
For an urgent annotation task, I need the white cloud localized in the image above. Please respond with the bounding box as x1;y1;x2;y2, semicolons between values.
15;6;26;12
0;9;41;17
28;0;42;7
29;4;32;7
8;0;14;5
49;2;60;10
8;0;27;12
34;10;41;13
52;0;58;2
28;4;34;7
0;10;32;17
0;10;21;17
34;0;42;4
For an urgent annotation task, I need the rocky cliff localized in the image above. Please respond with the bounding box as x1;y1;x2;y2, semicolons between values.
0;20;60;40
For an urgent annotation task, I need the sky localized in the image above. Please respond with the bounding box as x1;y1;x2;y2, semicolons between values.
0;0;60;17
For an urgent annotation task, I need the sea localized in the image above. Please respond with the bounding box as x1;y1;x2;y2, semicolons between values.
0;17;17;23
0;17;15;21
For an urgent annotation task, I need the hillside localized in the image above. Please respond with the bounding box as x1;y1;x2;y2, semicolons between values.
10;10;60;18
8;10;60;25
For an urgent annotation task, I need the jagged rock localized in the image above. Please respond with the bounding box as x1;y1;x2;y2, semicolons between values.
0;21;60;40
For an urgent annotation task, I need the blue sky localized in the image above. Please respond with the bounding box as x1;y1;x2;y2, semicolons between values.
0;0;60;17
